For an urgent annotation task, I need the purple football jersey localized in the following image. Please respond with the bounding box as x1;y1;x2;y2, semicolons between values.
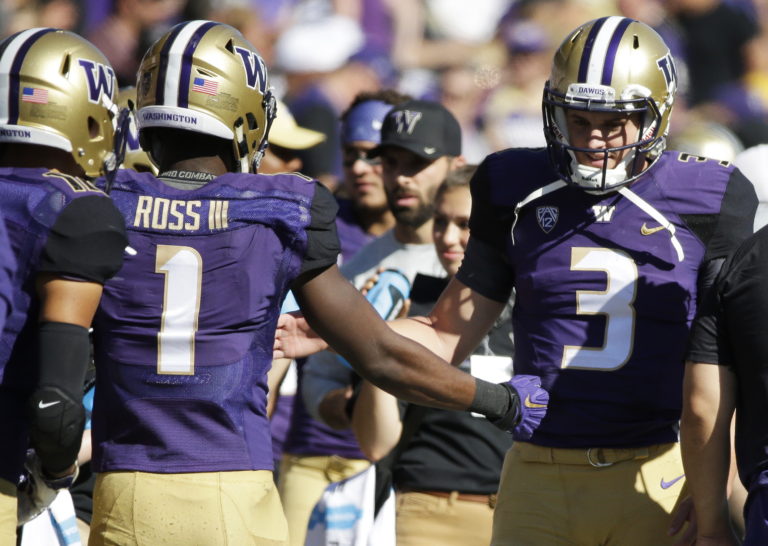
92;169;337;473
458;149;755;448
0;167;125;484
0;210;15;334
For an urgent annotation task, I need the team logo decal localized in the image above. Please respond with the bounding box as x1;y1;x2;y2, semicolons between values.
536;206;558;233
78;59;115;104
233;46;268;93
592;205;615;222
392;110;422;135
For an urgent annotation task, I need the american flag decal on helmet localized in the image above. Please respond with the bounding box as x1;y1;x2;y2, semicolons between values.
536;206;559;233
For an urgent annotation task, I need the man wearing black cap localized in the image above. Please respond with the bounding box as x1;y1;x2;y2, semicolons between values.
375;99;466;248
302;98;466;431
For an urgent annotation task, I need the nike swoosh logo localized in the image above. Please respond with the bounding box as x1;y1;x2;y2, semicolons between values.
640;223;665;236
423;147;436;155
38;400;60;409
524;395;546;409
660;474;685;489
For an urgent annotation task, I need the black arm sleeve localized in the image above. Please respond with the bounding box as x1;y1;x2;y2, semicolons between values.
683;168;757;262
686;272;729;365
682;168;756;307
300;182;341;275
39;195;127;283
454;158;515;302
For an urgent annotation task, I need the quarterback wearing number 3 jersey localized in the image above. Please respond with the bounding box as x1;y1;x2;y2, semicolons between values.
334;16;759;546
456;17;758;545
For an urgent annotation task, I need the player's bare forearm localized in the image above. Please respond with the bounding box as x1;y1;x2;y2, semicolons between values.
680;361;737;539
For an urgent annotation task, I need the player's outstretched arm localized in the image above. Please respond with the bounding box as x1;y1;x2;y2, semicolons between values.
291;264;549;440
292;264;477;411
680;361;739;545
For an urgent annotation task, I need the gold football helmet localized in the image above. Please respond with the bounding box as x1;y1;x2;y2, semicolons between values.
543;17;678;193
669;120;744;163
0;28;118;178
136;20;276;173
116;87;158;174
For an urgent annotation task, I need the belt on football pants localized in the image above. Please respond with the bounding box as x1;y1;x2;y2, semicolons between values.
514;441;675;467
397;489;498;508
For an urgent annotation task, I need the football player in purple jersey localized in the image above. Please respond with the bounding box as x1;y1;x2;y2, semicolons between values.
0;212;16;335
0;29;128;539
88;20;541;545
276;16;759;545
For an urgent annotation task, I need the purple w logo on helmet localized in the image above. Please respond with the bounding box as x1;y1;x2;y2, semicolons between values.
233;47;268;94
77;59;115;104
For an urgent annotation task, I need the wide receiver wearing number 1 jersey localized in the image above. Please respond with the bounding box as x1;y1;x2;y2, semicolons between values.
92;168;338;474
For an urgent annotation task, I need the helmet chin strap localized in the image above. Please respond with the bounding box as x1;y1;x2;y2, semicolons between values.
569;149;636;194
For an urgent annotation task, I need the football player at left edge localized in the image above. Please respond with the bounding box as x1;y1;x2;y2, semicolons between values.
0;28;127;539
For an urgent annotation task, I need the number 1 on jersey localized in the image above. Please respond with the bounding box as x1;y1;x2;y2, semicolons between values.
156;245;202;374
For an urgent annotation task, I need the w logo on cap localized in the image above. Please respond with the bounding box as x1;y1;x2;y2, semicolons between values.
393;110;422;135
78;59;115;103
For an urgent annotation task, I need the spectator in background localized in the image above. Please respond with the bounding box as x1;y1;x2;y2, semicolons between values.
88;0;184;86
667;0;761;107
351;166;514;546
300;98;466;465
260;98;326;176
276;15;380;192
484;19;552;150
277;90;406;546
438;65;493;163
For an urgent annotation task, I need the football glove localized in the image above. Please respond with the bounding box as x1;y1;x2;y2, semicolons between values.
493;375;549;440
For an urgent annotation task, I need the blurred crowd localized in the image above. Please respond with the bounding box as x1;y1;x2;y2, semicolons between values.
3;0;768;188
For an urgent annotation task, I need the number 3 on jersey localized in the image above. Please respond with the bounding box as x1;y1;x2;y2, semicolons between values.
156;245;202;374
562;247;638;371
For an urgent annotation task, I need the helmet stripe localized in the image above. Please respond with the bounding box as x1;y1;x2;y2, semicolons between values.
601;18;633;85
177;21;218;108
577;17;607;83
155;22;188;107
578;16;626;85
0;28;55;124
156;20;215;109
